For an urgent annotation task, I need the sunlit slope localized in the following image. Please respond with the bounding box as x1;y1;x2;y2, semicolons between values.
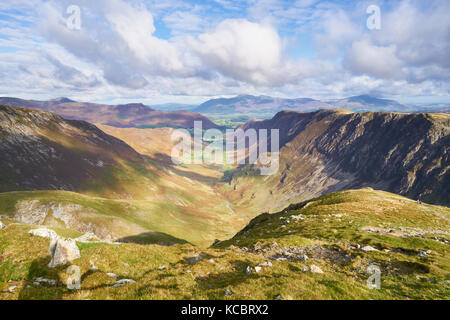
1;188;449;300
0;190;243;246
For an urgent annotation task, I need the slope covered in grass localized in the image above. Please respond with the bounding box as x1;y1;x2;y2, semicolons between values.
1;189;448;300
0;190;244;247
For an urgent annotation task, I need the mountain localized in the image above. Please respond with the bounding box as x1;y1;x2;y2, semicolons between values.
193;94;430;115
0;97;217;129
0;104;246;245
194;95;333;114
220;109;450;213
151;103;198;112
325;95;415;112
2;188;449;300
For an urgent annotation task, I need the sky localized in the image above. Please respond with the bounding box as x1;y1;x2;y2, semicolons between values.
0;0;449;105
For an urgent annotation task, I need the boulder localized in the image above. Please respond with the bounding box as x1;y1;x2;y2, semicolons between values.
112;279;135;288
29;228;58;239
309;264;324;274
34;277;57;286
362;246;378;252
48;238;81;268
0;221;5;229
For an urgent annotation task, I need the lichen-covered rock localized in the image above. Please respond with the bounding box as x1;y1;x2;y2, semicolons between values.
48;238;81;268
29;228;58;239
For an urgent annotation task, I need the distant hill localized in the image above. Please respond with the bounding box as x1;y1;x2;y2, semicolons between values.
194;95;332;114
0;97;217;129
324;95;415;112
193;94;431;115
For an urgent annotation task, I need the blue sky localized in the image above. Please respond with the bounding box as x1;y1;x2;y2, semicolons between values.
0;0;449;105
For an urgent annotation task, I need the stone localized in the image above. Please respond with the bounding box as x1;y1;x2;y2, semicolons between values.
362;245;378;252
48;238;81;268
158;265;166;270
225;289;233;296
207;259;216;264
254;266;262;273
0;221;5;229
290;214;304;221
106;273;119;279
8;286;17;293
34;277;57;286
309;265;324;274
418;250;431;257
90;260;98;271
29;228;58;239
75;232;100;243
112;279;135;288
246;266;252;275
185;255;204;265
259;261;273;267
298;254;309;261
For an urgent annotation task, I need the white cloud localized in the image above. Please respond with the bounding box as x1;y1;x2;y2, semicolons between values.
190;19;282;85
344;40;403;79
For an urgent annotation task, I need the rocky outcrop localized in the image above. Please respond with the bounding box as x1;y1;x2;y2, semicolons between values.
48;237;81;268
29;228;58;239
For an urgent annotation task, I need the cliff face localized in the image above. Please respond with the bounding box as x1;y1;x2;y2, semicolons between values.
0;105;145;193
227;110;449;211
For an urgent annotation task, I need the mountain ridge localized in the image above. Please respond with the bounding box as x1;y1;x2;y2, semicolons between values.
0;97;217;129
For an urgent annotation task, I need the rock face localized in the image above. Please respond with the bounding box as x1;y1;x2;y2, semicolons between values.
48;237;81;268
229;110;450;211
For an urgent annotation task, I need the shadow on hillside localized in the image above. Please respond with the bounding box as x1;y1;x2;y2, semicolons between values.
117;231;190;246
18;257;63;300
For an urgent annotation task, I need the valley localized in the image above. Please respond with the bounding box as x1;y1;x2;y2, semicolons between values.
0;102;449;300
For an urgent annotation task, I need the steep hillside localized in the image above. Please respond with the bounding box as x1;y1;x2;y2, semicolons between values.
0;106;247;246
0;104;148;194
221;110;449;213
1;189;448;300
0;97;217;129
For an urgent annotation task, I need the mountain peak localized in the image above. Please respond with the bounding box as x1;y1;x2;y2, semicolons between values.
49;97;75;104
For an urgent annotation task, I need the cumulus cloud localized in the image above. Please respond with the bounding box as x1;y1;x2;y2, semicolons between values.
190;19;283;85
344;40;404;79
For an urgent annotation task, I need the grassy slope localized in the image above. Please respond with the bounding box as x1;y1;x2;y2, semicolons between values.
0;190;245;247
1;188;449;300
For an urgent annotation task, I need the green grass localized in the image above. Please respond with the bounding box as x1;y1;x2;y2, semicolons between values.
1;188;449;300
